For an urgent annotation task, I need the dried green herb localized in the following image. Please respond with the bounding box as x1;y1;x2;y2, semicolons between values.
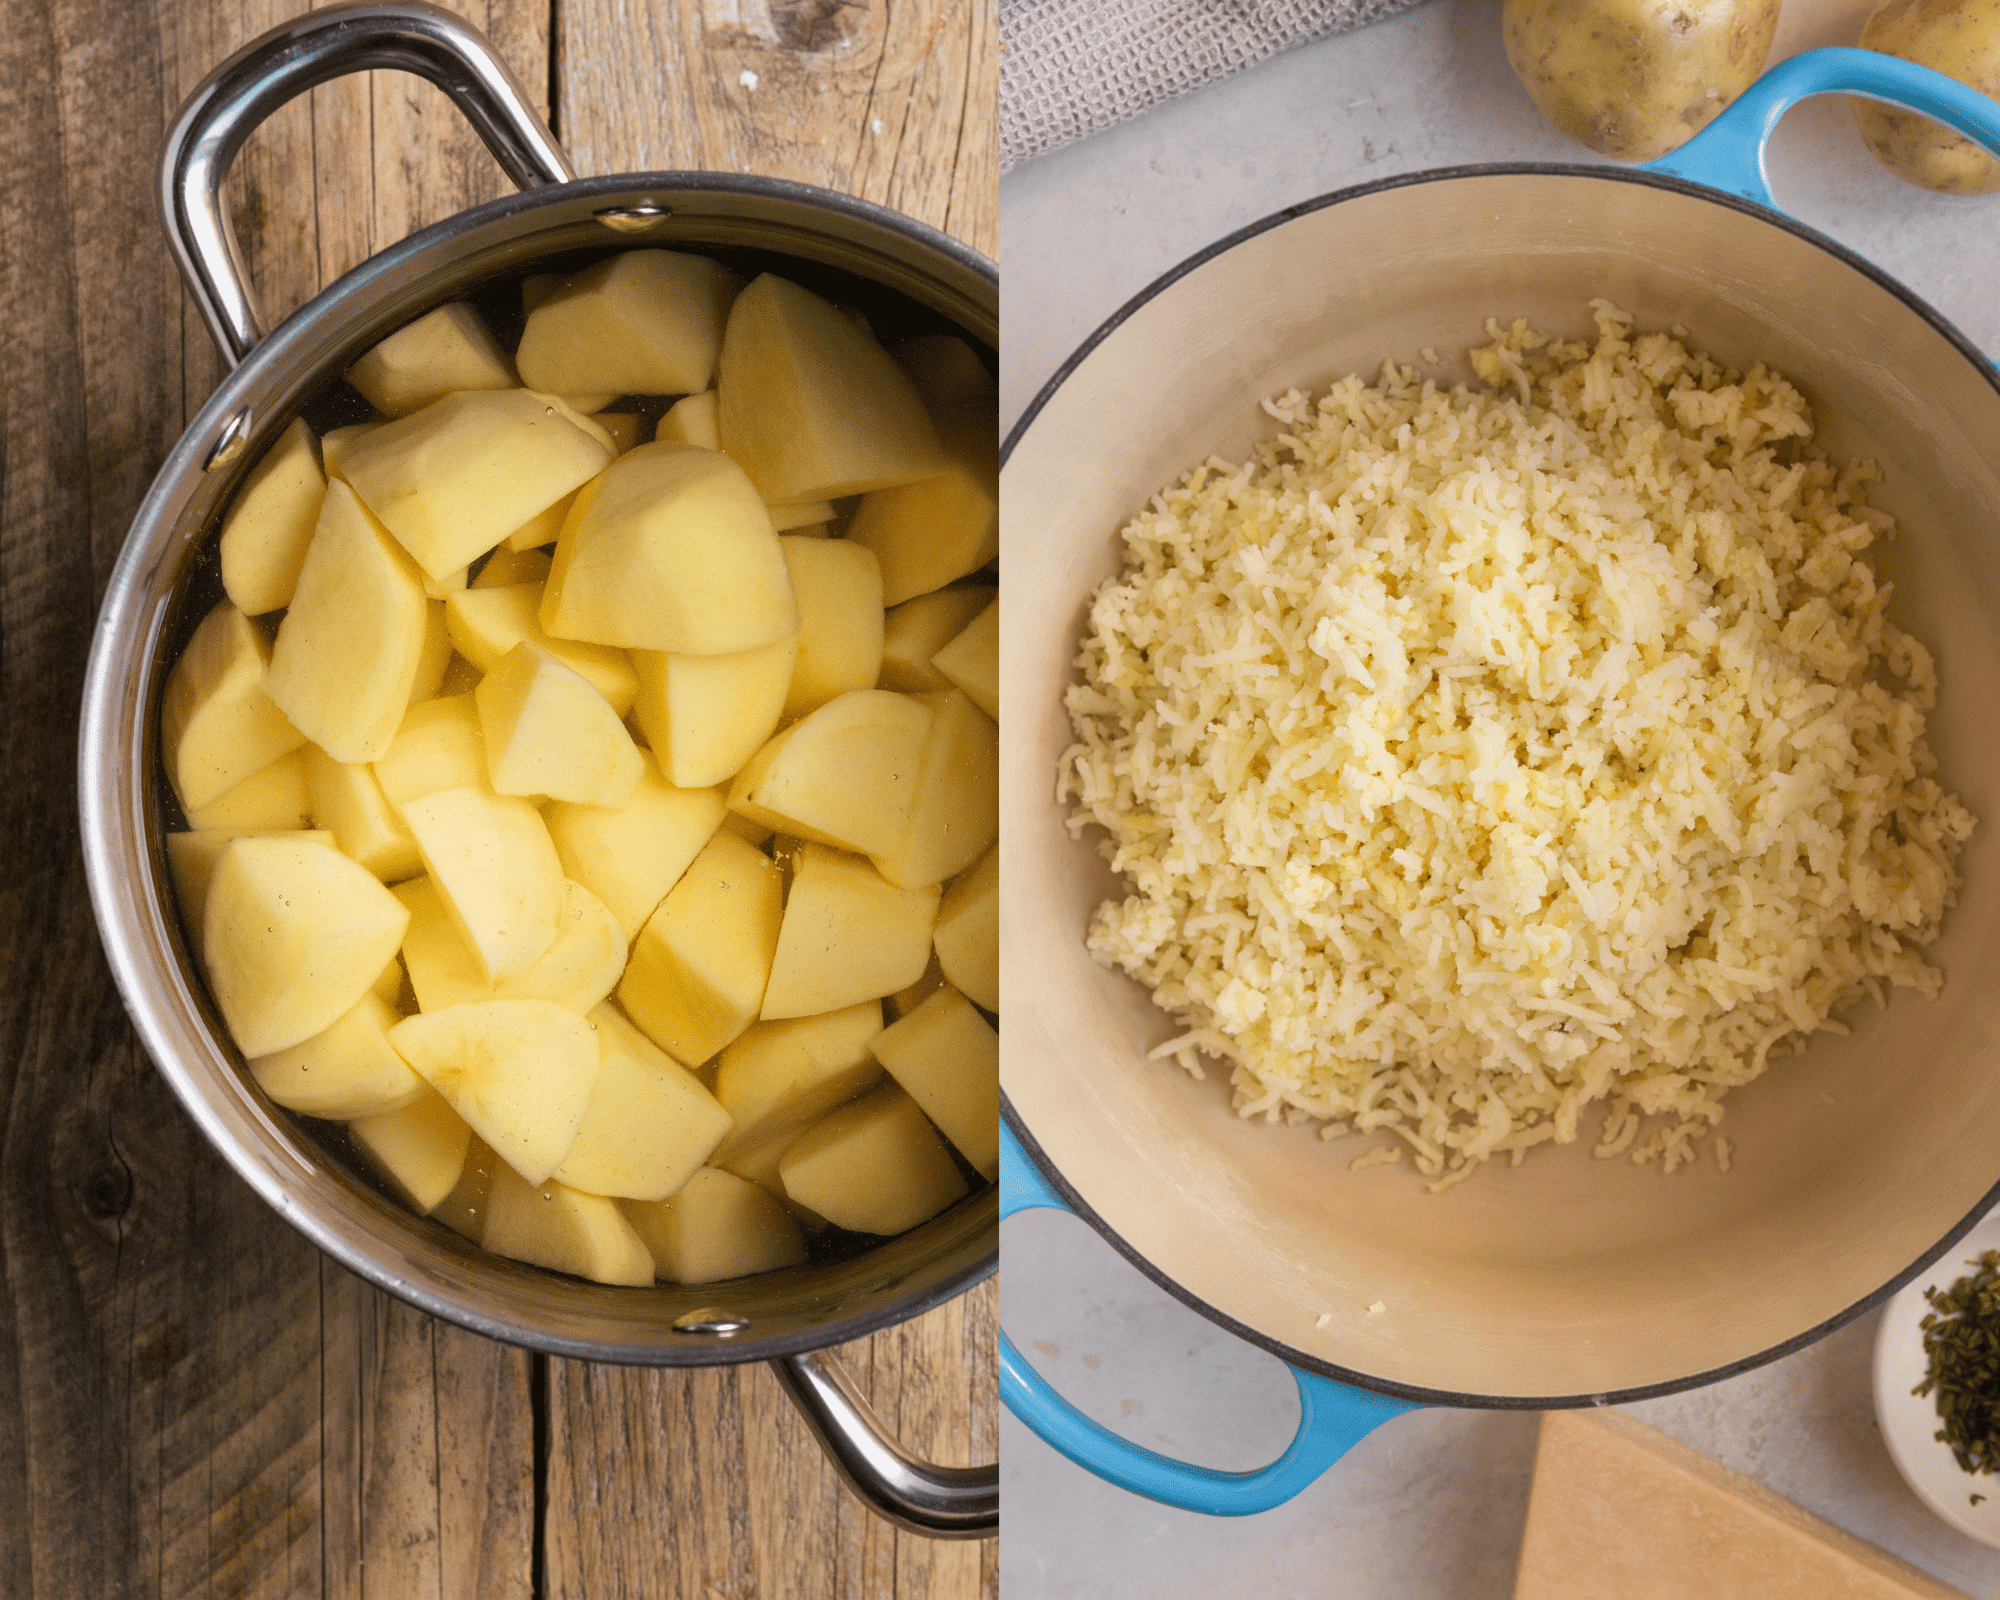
1915;1249;2000;1475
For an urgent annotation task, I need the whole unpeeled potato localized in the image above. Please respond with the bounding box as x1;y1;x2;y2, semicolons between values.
1854;0;2000;194
1503;0;1783;162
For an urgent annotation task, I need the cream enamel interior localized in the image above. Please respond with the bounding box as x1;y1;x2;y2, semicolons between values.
1000;170;2000;1401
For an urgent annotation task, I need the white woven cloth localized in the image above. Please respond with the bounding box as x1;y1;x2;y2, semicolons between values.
1000;0;1428;172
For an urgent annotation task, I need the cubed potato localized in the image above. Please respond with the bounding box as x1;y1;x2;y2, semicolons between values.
249;990;427;1120
395;875;492;1012
868;688;998;891
551;1003;734;1200
779;536;883;717
185;747;312;832
631;634;797;790
619;831;783;1067
375;693;488;811
777;1085;968;1234
473;545;554;590
500;487;579;555
343;301;517;418
218;418;328;616
162;599;308;813
303;745;422;882
204;836;412;1057
319;422;380;484
727;689;932;859
398;876;624;1017
167;827;337;963
408;600;453;708
401;785;564;983
622;1167;806;1283
717;274;944;503
769;501;835;532
389;998;602;1186
931;845;997;1013
431;1135;502;1240
870;986;998;1179
350;1088;473;1214
719;811;774;847
341;389;613;581
543;751;726;942
879;586;994;693
423;565;469;599
541;442;796;656
515;250;743;398
931;597;997;722
761;845;938;1019
481;1165;655;1286
888;953;949;1019
476;641;643;807
444;583;637;716
711;1001;885;1164
656;390;720;449
266;480;431;764
847;406;997;606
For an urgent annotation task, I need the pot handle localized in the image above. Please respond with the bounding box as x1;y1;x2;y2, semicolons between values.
998;1121;1419;1515
1645;46;2000;211
770;1350;1000;1539
160;0;575;369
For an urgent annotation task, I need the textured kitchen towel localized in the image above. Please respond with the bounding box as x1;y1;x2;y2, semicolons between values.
1000;0;1429;171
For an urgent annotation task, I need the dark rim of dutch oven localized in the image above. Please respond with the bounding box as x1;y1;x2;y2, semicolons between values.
91;167;998;1370
999;158;2000;1412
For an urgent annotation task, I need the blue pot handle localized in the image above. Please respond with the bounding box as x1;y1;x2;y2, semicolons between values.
998;1120;1419;1515
1646;46;2000;210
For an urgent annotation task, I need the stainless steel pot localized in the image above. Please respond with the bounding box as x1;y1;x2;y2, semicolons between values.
999;51;2000;1513
77;1;996;1538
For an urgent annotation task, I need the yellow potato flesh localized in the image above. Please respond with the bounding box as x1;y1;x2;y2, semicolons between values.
476;641;643;806
543;751;727;942
249;990;427;1120
847;406;998;606
162;599;308;813
928;596;997;723
879;586;994;693
870;986;998;1179
779;536;884;717
868;688;998;891
711;1001;885;1164
777;1085;968;1235
444;582;637;716
761;844;938;1019
303;745;422;883
622;1167;806;1284
656;390;720;449
726;689;932;859
630;635;797;791
350;1088;473;1214
482;1165;655;1286
374;694;488;810
218;418;327;616
541;442;797;655
408;600;453;708
185;747;312;833
551;1003;734;1200
167;827;337;964
515;249;743;398
344;301;517;418
399;876;625;1017
265;480;430;764
401;785;564;983
931;844;998;1013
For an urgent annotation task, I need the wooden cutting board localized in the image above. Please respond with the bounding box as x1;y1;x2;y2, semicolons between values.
0;2;994;1596
1516;1410;1968;1600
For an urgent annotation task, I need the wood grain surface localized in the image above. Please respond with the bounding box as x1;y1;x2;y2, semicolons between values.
0;0;996;1594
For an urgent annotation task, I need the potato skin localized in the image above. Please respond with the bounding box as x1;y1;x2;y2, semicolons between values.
1854;0;2000;195
1503;0;1782;162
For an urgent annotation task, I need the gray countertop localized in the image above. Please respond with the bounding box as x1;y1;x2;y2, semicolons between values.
998;2;2000;1592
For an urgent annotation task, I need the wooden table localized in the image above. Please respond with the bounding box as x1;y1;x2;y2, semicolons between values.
0;2;995;1594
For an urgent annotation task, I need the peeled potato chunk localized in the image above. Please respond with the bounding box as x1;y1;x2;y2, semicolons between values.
501;487;580;555
717;274;944;503
390;999;601;1186
619;830;783;1067
779;536;884;717
931;844;997;1013
249;990;427;1120
541;442;796;656
728;690;932;860
847;403;997;606
401;785;564;983
476;641;643;806
777;1086;968;1235
623;1167;806;1283
656;390;719;449
400;875;625;1016
551;1003;734;1200
375;694;488;810
631;635;797;791
432;1135;502;1241
408;600;453;708
711;1001;885;1165
341;389;613;581
204;836;412;1057
185;747;312;833
930;595;997;722
870;986;998;1179
515;250;744;398
304;745;422;883
162;600;308;813
445;583;637;716
319;422;379;484
167;827;337;964
762;845;938;1020
266;480;430;764
869;688;998;891
544;751;726;942
482;1164;655;1286
218;417;328;616
350;1089;474;1214
879;586;994;693
769;501;835;532
344;301;517;418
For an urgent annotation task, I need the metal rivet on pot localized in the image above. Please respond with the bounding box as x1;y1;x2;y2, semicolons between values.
595;201;671;233
203;407;254;472
671;1307;749;1336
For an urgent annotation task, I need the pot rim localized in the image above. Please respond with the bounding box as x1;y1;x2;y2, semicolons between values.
999;159;2000;1409
82;168;998;1368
